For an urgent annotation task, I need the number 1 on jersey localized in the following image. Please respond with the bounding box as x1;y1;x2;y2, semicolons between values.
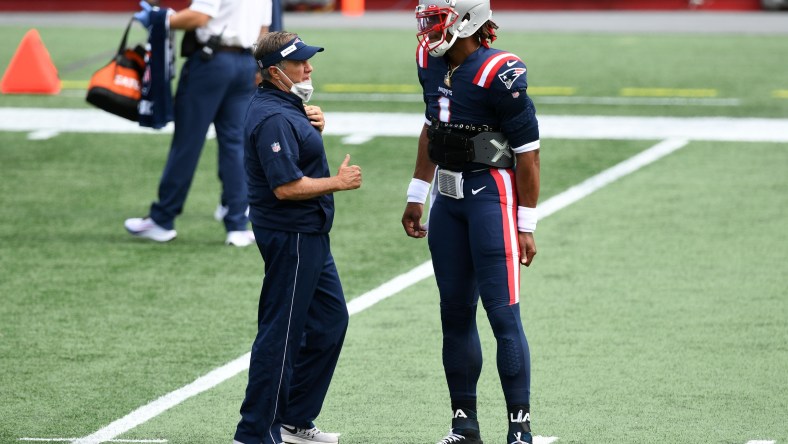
439;96;451;122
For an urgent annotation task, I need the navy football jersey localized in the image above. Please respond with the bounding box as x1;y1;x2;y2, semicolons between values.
417;43;540;152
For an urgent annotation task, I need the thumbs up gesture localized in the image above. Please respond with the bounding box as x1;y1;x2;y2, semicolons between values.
335;154;362;191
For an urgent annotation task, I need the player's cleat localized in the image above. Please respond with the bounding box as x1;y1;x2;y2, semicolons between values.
226;230;255;247
508;431;532;444
124;217;176;242
280;424;340;443
507;405;532;444
436;429;483;444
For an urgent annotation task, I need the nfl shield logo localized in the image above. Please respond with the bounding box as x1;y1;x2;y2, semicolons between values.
271;142;281;153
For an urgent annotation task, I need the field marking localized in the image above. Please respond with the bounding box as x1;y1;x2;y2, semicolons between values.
318;94;739;107
63;136;690;443
535;96;740;107
320;83;577;96
620;87;718;97
3;108;788;144
537;138;689;218
19;439;167;443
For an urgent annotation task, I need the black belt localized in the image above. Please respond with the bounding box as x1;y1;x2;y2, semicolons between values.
433;119;499;134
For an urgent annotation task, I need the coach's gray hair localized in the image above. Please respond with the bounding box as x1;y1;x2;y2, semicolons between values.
254;31;298;81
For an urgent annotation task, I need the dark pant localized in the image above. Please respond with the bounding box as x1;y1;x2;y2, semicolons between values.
235;228;348;444
149;51;256;232
428;168;532;406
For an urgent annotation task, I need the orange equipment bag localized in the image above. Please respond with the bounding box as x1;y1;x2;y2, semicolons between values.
86;19;147;122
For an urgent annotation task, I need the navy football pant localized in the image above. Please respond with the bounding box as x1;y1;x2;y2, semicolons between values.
149;51;256;232
235;229;348;444
428;168;531;406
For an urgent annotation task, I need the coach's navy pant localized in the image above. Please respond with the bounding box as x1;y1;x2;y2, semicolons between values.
148;51;256;232
235;228;348;444
428;168;532;407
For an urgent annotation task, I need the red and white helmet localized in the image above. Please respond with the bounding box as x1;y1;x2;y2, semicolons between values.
416;0;493;57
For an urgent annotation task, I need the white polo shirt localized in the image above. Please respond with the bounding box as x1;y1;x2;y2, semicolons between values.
190;0;272;49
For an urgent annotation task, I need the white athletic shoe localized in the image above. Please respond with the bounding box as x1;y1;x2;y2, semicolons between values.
280;424;340;443
124;217;176;242
226;230;255;247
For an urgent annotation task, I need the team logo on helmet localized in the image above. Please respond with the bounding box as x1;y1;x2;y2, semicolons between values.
498;67;526;90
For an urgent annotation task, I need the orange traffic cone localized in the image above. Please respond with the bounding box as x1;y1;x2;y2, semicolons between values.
342;0;364;16
0;29;61;95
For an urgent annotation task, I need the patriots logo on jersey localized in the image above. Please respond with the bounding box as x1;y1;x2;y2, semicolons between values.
271;142;281;153
498;67;526;90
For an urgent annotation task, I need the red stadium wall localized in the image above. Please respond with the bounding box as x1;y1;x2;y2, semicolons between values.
359;0;763;10
0;0;190;11
0;0;762;11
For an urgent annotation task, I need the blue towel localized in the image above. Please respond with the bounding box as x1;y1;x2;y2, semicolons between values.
139;8;174;129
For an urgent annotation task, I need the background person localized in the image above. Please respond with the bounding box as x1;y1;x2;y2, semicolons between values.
124;0;271;247
401;0;541;443
234;31;362;444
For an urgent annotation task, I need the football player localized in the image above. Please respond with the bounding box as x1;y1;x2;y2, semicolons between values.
401;1;541;443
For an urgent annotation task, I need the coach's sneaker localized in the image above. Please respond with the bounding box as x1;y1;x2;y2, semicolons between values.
226;230;255;247
280;424;339;443
124;217;176;242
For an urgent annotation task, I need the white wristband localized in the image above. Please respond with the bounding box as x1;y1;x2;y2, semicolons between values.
407;178;430;204
517;206;537;233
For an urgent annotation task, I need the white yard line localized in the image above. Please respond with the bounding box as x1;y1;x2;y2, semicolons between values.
2;109;788;143
19;439;167;443
64;137;690;443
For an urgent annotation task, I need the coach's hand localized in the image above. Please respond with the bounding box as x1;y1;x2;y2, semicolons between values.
304;104;325;133
402;203;427;238
335;154;361;190
519;232;536;266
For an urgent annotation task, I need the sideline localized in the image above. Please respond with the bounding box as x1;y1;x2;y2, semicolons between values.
68;138;690;444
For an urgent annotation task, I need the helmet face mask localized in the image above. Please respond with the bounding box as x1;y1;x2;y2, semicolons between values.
416;4;458;57
415;0;492;57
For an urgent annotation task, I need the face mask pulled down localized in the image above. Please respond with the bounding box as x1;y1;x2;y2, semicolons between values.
276;67;314;103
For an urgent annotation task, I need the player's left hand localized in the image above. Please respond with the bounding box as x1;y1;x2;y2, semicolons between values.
304;104;325;133
402;202;427;238
518;232;536;266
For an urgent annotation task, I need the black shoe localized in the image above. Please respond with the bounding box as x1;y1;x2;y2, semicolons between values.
436;428;483;444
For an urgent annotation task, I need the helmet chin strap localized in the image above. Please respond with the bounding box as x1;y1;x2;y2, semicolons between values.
429;17;470;57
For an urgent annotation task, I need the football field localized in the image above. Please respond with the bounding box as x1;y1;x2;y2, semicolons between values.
1;12;787;444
